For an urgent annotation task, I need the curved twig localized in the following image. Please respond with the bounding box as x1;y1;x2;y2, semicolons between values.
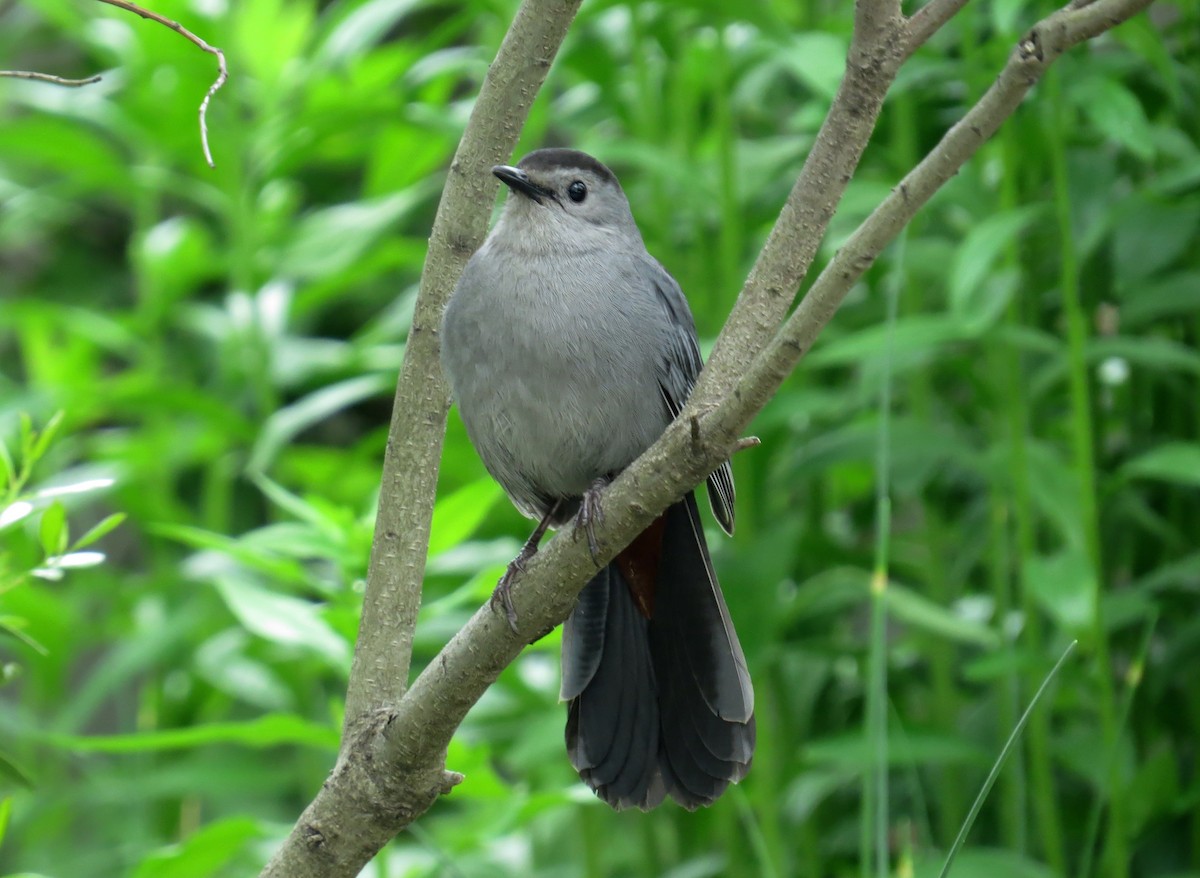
95;0;226;167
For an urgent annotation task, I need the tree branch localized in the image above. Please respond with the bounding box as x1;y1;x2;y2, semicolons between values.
904;0;974;57
257;1;582;875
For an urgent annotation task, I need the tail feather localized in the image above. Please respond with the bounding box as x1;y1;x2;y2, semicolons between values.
565;567;665;809
655;633;750;807
560;494;755;810
661;495;754;723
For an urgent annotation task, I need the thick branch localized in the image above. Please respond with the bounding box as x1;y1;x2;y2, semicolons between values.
258;2;581;876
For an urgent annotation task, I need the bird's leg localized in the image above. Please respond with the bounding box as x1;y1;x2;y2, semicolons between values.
493;500;562;632
572;477;609;566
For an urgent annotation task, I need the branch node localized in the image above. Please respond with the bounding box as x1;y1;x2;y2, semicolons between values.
301;824;326;849
733;436;761;454
1019;33;1043;61
441;771;465;793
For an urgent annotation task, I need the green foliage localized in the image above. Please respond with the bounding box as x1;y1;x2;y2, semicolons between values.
1;0;1198;876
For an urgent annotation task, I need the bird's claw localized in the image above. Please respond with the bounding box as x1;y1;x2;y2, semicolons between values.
491;559;523;633
572;480;607;566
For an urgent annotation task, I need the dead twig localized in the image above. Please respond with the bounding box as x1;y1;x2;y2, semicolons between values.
0;70;102;86
95;0;226;167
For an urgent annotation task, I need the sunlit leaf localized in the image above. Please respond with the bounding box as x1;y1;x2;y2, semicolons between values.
0;501;33;531
212;576;350;666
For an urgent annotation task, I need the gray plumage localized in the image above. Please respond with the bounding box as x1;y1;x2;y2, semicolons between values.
440;148;753;809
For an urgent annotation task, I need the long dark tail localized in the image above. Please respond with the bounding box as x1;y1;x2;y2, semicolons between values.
561;493;755;810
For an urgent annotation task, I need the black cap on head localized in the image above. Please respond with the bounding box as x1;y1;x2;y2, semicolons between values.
517;148;619;187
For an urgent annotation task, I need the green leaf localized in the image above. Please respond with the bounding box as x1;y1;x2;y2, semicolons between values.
989;0;1031;34
809;315;978;368
45;714;338;753
1025;550;1096;635
885;583;1000;648
1089;336;1200;376
27;411;64;465
131;817;264;878
1074;77;1156;161
1123;443;1200;489
805;732;986;769
278;190;430;281
314;0;426;65
0;439;14;492
247;373;394;473
920;842;1060;878
429;479;503;556
37;501;67;557
0;795;11;847
782;32;848;101
949;206;1042;330
0;752;33;790
45;551;105;570
152;524;312;586
1120;271;1200;327
1112;196;1200;283
213;576;350;666
250;474;343;538
0;617;48;656
70;512;126;550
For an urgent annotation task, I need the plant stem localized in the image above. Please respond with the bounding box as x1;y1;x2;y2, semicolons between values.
1044;65;1126;878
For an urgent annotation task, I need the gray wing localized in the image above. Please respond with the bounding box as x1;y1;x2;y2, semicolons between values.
647;259;736;536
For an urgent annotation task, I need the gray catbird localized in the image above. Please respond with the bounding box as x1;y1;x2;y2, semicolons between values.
440;148;754;810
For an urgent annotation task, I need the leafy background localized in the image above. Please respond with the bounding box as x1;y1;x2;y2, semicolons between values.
1;0;1198;876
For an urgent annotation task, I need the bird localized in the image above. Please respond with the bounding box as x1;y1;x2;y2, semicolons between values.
439;147;754;809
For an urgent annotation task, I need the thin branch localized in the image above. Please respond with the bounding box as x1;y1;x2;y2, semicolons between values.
708;0;1158;450
0;71;102;86
94;0;226;168
903;0;973;57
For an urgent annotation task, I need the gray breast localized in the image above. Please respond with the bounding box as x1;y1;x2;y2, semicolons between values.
442;242;672;519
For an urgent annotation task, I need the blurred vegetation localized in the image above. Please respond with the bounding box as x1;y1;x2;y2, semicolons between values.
1;0;1198;876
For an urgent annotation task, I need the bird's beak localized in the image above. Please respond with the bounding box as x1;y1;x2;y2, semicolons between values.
493;165;554;204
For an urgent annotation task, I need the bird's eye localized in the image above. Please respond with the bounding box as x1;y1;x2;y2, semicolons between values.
567;180;588;203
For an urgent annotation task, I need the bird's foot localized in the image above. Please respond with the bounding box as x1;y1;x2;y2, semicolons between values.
572;478;608;566
490;501;561;633
491;556;526;634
